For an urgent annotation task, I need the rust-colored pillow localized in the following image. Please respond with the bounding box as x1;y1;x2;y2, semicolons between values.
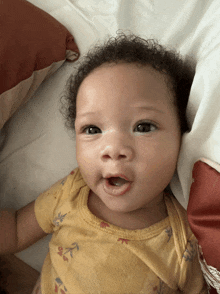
0;0;79;129
187;158;220;293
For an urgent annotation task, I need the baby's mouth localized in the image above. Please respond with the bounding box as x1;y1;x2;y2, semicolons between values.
108;177;128;187
103;176;131;196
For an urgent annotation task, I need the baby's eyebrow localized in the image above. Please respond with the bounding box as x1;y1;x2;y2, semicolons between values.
133;106;165;114
76;106;164;118
76;111;97;118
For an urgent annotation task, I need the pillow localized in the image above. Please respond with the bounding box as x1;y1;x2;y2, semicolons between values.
0;0;79;129
187;158;220;293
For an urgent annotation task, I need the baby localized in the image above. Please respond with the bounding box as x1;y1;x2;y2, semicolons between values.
0;34;208;293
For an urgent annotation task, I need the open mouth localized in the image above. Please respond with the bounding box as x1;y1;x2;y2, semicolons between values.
103;175;131;196
108;177;128;187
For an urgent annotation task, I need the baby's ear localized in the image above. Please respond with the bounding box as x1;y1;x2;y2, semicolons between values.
187;158;220;291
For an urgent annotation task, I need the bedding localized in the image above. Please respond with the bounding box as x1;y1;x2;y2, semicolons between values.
0;0;220;292
0;0;79;129
187;158;220;291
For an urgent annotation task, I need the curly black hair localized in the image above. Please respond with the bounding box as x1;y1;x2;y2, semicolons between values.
63;33;194;134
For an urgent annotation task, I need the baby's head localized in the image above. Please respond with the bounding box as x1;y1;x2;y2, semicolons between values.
65;33;193;135
64;34;193;215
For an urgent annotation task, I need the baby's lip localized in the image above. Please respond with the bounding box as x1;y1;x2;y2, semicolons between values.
104;173;131;182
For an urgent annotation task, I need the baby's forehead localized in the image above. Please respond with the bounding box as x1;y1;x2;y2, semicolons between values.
81;62;167;84
78;62;175;102
76;63;177;118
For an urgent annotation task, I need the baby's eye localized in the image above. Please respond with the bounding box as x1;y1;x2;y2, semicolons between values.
83;125;101;135
134;122;157;133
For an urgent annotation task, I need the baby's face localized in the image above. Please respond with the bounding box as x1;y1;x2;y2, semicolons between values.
75;63;181;214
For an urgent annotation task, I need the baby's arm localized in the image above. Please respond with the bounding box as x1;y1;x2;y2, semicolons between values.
0;201;47;255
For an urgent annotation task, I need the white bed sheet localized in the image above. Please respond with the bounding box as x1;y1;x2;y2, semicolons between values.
1;0;220;272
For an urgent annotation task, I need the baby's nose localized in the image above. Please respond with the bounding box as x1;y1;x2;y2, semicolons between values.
100;136;134;162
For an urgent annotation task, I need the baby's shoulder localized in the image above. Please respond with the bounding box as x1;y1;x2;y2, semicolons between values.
166;194;196;251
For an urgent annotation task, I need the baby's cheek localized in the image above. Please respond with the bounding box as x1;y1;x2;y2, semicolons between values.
77;151;97;180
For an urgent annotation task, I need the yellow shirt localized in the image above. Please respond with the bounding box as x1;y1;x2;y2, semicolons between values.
35;168;207;294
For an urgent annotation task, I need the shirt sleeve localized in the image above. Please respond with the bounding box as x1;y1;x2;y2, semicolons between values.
178;235;209;293
34;176;69;234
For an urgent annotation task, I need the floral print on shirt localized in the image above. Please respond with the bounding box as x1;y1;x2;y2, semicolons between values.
57;243;79;262
165;226;173;242
152;278;166;293
183;240;196;262
55;277;68;294
100;221;110;228
118;238;129;244
53;212;67;226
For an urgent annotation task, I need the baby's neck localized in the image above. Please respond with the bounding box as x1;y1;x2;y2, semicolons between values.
88;191;168;230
